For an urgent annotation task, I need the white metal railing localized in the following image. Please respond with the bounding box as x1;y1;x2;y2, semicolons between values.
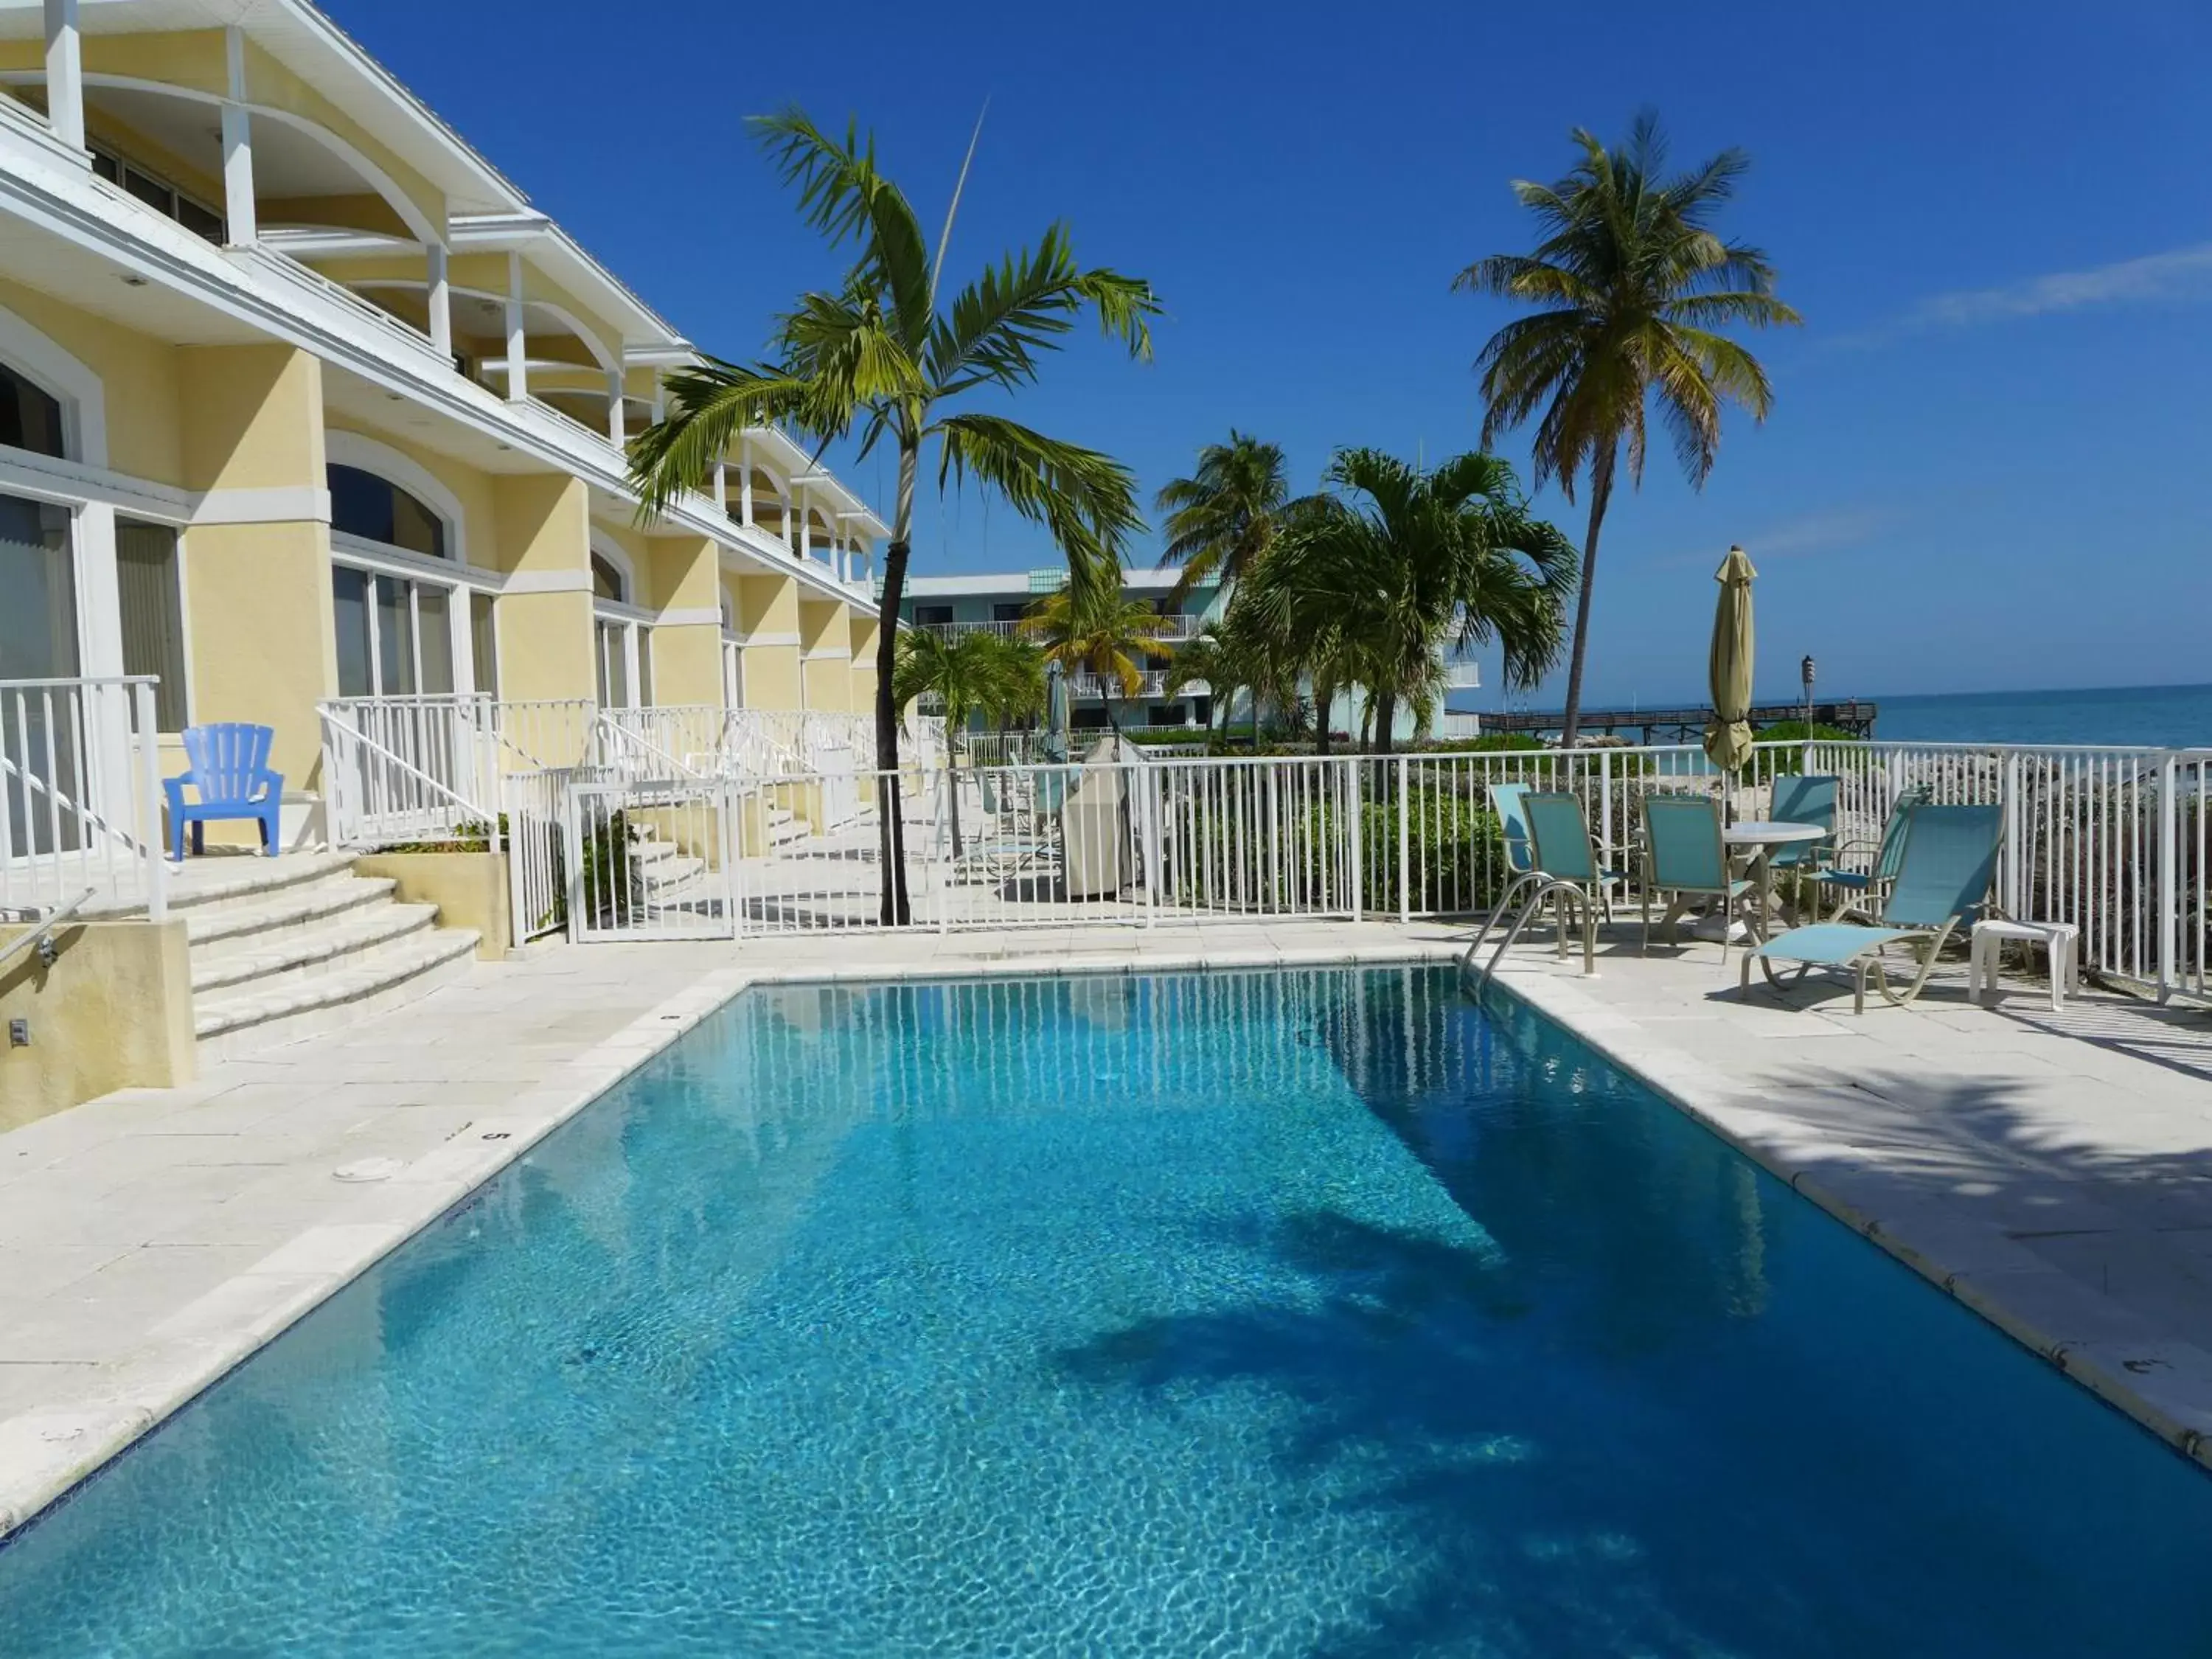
0;677;167;922
319;706;501;855
538;738;2208;997
1069;670;1172;700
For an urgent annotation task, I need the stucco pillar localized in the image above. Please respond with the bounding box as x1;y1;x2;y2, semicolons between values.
848;608;880;720
488;473;593;706
799;597;849;713
643;532;721;708
734;573;801;711
178;343;333;793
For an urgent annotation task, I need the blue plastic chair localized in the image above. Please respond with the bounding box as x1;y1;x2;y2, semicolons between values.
1638;794;1752;957
1741;804;2003;1012
165;723;283;859
1766;773;1838;871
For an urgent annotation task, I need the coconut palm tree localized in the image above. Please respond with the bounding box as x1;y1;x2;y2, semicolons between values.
1022;582;1181;737
1246;449;1576;756
1154;431;1289;604
973;630;1048;753
630;110;1158;922
1455;111;1800;749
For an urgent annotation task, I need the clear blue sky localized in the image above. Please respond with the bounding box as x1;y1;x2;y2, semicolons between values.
330;0;2208;709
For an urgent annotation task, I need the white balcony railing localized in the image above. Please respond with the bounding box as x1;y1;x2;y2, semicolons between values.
916;615;1207;644
0;677;167;922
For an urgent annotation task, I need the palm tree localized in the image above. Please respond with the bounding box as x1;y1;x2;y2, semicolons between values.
1455;111;1800;749
1022;582;1181;737
1245;449;1576;756
972;630;1048;752
891;627;1020;858
630;111;1158;922
1154;431;1289;604
1161;624;1241;749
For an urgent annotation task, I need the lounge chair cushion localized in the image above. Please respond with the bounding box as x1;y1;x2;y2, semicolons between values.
1753;922;1918;967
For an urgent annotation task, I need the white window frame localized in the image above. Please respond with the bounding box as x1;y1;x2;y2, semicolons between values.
589;535;650;709
324;434;484;700
720;592;743;710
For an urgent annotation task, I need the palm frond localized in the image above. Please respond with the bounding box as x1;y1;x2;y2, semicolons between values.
750;108;935;351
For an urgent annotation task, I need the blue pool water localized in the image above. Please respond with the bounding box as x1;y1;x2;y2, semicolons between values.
4;967;2212;1656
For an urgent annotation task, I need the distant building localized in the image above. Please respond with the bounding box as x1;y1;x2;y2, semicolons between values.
898;567;1225;732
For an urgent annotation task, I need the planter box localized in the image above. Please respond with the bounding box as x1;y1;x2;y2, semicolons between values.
353;851;513;960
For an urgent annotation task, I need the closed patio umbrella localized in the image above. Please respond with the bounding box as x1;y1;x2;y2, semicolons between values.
1042;659;1070;762
1703;545;1758;780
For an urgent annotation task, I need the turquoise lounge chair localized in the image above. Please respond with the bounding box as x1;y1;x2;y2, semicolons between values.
1812;784;1930;922
1478;782;1539;929
1740;803;2002;1013
164;722;282;860
1638;793;1751;958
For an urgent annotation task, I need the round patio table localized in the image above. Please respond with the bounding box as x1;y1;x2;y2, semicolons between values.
1723;820;1826;942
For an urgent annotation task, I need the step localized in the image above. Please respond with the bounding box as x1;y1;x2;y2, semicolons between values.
193;925;482;1059
80;850;361;922
190;900;439;995
186;875;400;958
641;856;705;892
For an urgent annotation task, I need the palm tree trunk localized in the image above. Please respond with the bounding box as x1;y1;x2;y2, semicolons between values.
1313;678;1332;757
874;444;918;926
1374;690;1397;757
1558;446;1615;753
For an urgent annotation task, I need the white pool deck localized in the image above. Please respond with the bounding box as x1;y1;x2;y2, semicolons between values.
4;919;2212;1537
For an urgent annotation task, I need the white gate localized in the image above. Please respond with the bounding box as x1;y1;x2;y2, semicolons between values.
565;776;737;942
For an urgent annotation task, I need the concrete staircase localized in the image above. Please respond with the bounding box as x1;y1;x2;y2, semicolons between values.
164;853;481;1060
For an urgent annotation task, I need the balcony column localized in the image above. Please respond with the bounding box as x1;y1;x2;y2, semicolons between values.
425;241;452;359
712;459;726;516
737;442;755;526
220;27;257;246
606;366;625;445
503;251;528;403
41;0;83;151
797;487;812;563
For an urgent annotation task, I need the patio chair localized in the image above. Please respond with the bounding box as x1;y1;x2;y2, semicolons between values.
1478;782;1540;932
1462;790;1621;981
1765;773;1839;872
164;722;282;860
1812;784;1930;922
1739;803;2003;1013
959;769;1057;886
1638;793;1752;959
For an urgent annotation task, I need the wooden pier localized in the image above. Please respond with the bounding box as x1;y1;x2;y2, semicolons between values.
1480;699;1879;745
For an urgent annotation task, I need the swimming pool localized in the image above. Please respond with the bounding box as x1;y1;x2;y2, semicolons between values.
3;965;2209;1655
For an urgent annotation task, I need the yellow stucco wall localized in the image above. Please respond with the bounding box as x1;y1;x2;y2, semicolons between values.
0;276;185;484
177;345;333;786
490;474;592;703
735;574;801;710
643;535;720;708
0;920;195;1129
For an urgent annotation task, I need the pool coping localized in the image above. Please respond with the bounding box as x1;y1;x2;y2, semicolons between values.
5;934;2208;1543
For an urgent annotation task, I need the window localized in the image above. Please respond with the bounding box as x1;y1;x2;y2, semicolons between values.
330;464;448;560
992;602;1028;625
0;493;76;680
116;521;187;730
0;362;65;459
591;552;627;602
332;567;462;697
90;145;223;244
1146;703;1188;728
470;592;498;696
595;619;629;707
914;604;953;627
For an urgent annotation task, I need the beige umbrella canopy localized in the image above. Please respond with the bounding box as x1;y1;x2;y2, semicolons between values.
1703;545;1758;775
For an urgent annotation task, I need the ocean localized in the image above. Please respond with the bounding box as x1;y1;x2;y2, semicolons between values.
1871;684;2212;748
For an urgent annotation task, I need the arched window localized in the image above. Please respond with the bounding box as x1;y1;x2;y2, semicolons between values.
0;361;65;459
590;552;627;602
329;462;448;560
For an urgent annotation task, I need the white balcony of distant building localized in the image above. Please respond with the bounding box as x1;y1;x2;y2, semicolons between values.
1068;670;1174;700
1442;660;1481;690
917;615;1206;644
